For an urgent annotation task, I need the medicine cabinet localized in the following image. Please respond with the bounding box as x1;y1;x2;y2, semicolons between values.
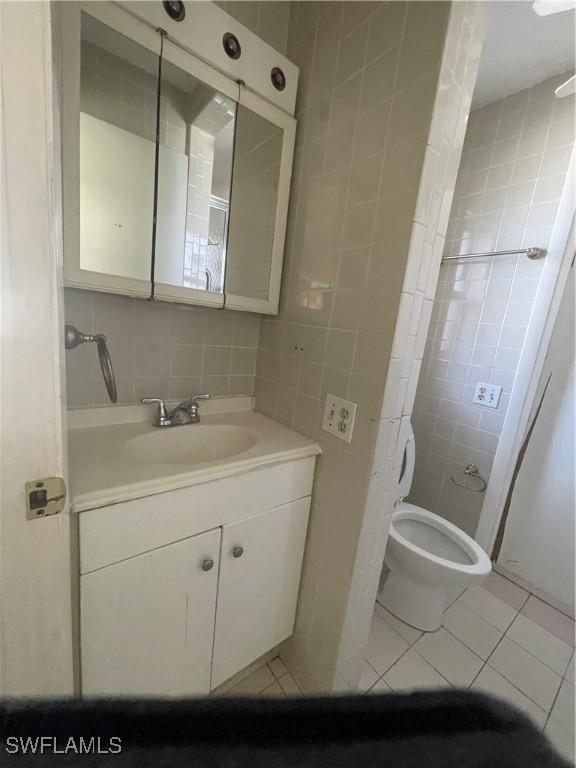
62;2;297;314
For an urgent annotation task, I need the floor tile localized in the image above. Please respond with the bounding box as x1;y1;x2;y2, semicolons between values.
224;665;275;696
549;678;575;735
375;601;423;645
278;672;302;696
488;636;562;712
481;571;529;610
260;681;285;697
472;666;547;727
545;716;575;764
359;660;380;693
565;653;574;685
521;595;575;648
384;649;452;692
443;601;502;660
365;612;409;674
269;656;288;680
367;676;393;694
506;613;573;675
414;627;484;687
459;585;518;632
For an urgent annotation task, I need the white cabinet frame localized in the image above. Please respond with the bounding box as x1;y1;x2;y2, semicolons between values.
61;1;296;315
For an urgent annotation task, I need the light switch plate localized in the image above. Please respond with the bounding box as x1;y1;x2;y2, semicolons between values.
322;394;357;443
472;381;502;409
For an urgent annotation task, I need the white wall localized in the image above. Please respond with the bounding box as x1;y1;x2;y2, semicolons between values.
0;1;74;695
498;269;575;609
410;72;575;535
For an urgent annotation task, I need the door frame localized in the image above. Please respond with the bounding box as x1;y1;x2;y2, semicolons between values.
475;148;576;554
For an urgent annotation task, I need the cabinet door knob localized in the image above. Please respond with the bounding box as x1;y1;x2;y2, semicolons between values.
201;558;214;571
232;546;244;558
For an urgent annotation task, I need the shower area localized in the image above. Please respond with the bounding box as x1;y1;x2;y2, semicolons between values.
409;71;575;609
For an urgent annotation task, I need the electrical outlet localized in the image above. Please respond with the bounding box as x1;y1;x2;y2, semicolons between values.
473;381;502;409
322;394;357;443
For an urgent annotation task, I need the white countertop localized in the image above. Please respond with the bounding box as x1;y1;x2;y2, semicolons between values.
68;401;320;512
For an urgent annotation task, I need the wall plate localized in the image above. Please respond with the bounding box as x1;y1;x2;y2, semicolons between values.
25;477;67;520
322;394;357;443
472;382;502;409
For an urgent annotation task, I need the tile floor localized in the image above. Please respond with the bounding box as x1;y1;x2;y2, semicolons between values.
364;572;575;764
221;573;574;763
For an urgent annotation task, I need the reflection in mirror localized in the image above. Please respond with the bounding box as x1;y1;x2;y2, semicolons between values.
225;107;283;301
154;58;236;293
79;14;158;281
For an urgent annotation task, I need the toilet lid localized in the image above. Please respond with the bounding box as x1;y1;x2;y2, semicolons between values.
397;421;415;499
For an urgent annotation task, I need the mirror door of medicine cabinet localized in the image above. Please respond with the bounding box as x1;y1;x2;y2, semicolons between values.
223;91;295;314
65;11;161;298
152;41;238;308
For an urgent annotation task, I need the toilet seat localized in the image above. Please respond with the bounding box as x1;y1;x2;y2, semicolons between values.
391;502;491;576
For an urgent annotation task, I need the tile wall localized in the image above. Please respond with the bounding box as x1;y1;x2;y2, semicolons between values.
410;71;576;535
64;289;261;406
65;2;288;408
252;1;485;691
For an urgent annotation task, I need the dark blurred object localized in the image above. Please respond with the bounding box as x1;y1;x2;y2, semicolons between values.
0;689;569;766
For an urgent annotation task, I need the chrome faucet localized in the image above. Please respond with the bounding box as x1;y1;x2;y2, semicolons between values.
141;394;210;427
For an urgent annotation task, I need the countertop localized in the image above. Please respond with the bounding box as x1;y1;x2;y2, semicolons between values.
68;404;320;512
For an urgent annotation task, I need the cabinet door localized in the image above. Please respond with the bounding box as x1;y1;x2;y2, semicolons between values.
81;528;220;696
211;498;310;688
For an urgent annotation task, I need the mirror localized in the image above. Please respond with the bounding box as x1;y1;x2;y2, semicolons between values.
154;58;236;296
79;14;159;282
225;107;283;302
67;5;296;313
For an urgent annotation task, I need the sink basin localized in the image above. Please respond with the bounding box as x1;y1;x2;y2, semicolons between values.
125;425;258;465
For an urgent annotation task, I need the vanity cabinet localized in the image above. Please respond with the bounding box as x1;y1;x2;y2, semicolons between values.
81;528;220;696
79;457;314;696
212;499;309;688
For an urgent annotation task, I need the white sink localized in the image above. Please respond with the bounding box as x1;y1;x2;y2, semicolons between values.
125;424;258;465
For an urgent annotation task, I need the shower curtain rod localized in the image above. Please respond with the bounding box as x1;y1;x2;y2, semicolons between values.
442;246;546;262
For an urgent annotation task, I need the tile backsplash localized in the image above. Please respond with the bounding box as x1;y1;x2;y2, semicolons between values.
64;289;260;407
410;71;575;535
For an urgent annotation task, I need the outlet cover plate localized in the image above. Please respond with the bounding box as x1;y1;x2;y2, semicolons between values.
473;381;502;409
322;394;357;443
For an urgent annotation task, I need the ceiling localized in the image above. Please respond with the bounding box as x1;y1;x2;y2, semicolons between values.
472;1;576;108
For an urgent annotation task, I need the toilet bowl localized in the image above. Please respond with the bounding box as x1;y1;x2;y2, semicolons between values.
378;423;491;631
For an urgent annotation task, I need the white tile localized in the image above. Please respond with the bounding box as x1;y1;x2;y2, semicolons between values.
459;585;518;632
488;637;562;712
260;681;285;697
546;716;575;763
506;614;573;676
224;665;275;696
443;601;503;660
269;656;288;680
359;660;380;693
367;676;393;694
375;602;423;645
550;678;575;735
565;653;575;685
472;666;547;727
278;673;302;696
365;612;410;674
414;627;484;687
384;649;452;691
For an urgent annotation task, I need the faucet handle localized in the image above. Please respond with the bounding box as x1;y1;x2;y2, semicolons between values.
190;393;210;404
141;397;169;425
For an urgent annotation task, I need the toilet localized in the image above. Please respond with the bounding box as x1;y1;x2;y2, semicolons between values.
378;422;491;631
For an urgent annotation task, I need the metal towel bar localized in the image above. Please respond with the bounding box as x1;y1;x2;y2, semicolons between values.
450;464;487;493
442;246;546;262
